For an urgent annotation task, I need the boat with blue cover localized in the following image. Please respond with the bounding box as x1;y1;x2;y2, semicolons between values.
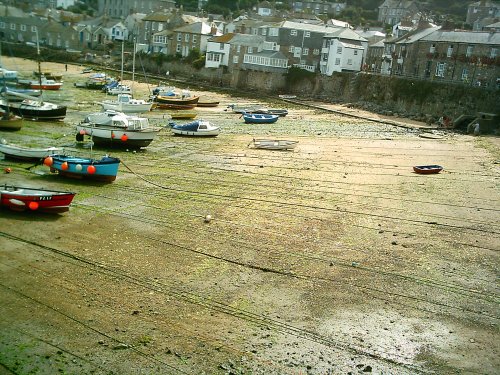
170;119;220;136
242;112;279;124
44;154;120;182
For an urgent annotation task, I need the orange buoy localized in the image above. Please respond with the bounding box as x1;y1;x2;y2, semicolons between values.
4;167;11;173
87;165;96;174
79;129;86;135
121;134;128;142
28;201;39;210
61;162;69;170
44;156;53;166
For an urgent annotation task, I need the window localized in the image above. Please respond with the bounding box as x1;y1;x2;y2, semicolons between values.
491;48;498;58
86;33;90;41
176;44;181;52
220;43;224;50
294;47;301;57
32;26;36;32
347;59;352;65
447;45;454;57
0;22;5;29
304;31;310;38
158;24;163;32
237;45;241;53
290;29;297;36
153;35;167;44
248;47;253;53
10;23;16;30
354;50;358;55
192;35;197;43
337;46;342;54
94;34;98;41
461;68;469;81
289;45;294;53
21;24;26;31
302;48;309;55
269;28;278;36
335;58;340;65
429;44;435;53
435;62;445;77
177;33;181;41
185;34;189;42
233;56;238;64
262;28;267;36
313;49;319;55
466;45;474;57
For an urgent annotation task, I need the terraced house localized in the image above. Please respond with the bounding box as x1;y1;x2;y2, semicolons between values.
173;22;222;57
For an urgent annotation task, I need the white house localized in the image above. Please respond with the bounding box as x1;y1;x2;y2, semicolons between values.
320;28;367;75
101;20;129;41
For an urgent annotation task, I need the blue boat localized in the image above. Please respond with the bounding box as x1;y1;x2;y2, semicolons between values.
170;120;220;137
44;154;120;182
242;112;279;124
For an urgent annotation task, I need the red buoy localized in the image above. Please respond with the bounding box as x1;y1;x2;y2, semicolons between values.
28;201;39;210
121;134;128;142
87;165;96;174
44;156;53;167
61;162;69;170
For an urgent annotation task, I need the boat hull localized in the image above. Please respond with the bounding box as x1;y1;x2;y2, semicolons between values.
172;128;219;137
100;101;153;113
413;165;443;174
0;186;76;213
76;124;159;148
253;139;298;150
48;155;120;182
2;102;67;121
0;117;23;130
155;95;199;106
243;114;279;124
0;143;62;160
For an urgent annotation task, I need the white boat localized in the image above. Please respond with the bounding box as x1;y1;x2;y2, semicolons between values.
76;111;160;148
170;120;220;137
0;67;18;81
100;93;153;113
0;140;63;160
106;84;132;95
251;139;298;150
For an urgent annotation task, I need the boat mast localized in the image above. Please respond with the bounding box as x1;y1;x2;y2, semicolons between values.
35;28;43;102
120;40;124;82
131;38;136;96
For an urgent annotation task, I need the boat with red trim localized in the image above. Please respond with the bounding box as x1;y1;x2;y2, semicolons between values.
0;184;76;213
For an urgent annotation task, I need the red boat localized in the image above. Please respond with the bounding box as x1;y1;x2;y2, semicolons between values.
19;78;63;90
0;185;76;213
413;165;443;174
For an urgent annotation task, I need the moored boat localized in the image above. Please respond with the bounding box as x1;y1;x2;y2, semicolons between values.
170;120;220;137
413;165;443;174
0;110;23;130
0;96;67;121
100;94;153;113
0;184;76;213
76;111;160;148
154;88;199;106
0;141;62;160
18;78;63;90
242;112;279;124
44;154;121;182
252;139;298;150
197;98;220;107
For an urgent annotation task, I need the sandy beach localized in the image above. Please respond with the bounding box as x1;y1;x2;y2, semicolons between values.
0;57;499;374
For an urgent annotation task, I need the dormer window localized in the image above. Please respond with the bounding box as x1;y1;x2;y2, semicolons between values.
290;29;297;36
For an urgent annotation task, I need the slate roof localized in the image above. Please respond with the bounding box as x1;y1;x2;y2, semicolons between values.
421;30;500;44
280;20;341;34
394;26;441;44
325;28;367;42
175;22;219;35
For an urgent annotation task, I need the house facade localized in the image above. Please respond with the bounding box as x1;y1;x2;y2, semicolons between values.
98;0;176;19
466;0;500;25
172;22;222;57
291;1;346;16
138;11;189;51
320;28;367;75
378;0;419;26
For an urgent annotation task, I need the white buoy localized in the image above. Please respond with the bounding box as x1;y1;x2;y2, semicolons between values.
204;214;212;223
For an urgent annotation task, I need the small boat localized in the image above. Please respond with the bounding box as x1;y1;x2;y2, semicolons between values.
82;67;93;73
106;84;132;95
197;98;219;107
278;94;297;99
155;103;197;110
0;184;76;213
242;112;279;124
0;110;23;130
413;165;443;174
170;120;220;137
154;88;199;106
18;78;63;90
100;93;153;113
44;154;121;182
252;139;298;150
0;97;67;121
2;86;42;101
33;71;63;81
0;67;18;81
227;104;287;116
0;141;62;160
76;110;160;148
